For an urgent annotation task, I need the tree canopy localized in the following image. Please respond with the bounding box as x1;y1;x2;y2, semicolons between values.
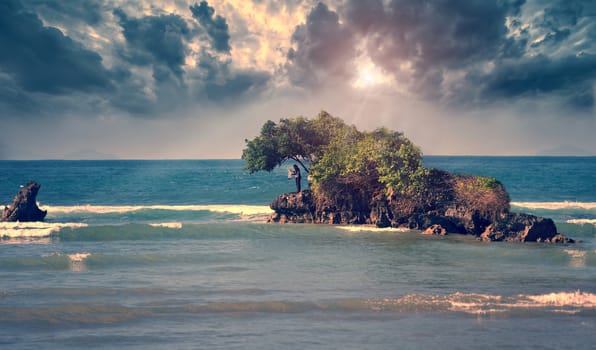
241;111;427;197
241;111;351;174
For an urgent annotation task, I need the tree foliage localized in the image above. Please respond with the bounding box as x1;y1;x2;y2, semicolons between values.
241;111;351;174
242;111;426;197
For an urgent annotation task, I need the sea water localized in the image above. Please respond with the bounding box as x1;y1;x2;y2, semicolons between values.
0;157;595;349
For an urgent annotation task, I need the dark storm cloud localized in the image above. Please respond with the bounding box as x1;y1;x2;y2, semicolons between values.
190;1;231;53
300;0;594;111
21;0;104;25
286;2;356;87
342;0;525;99
114;9;191;80
192;49;270;102
530;29;571;48
0;0;273;120
537;0;585;28
528;0;591;49
285;0;525;91
379;0;523;66
477;0;596;110
0;0;113;95
342;0;385;34
472;53;596;108
112;4;271;112
204;69;271;101
0;74;41;115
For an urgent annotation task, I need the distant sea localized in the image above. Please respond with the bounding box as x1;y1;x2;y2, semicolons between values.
1;157;595;349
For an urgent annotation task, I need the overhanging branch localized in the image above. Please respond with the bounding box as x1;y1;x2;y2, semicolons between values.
291;156;310;173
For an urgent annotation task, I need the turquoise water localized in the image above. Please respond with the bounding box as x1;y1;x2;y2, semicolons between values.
1;158;595;349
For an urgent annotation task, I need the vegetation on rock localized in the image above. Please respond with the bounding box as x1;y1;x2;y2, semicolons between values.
241;111;349;174
242;111;427;200
243;111;570;243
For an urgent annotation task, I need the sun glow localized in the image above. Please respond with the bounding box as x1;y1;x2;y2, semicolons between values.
352;59;391;89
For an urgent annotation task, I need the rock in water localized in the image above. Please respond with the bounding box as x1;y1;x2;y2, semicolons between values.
269;190;316;223
422;224;448;236
268;172;575;243
1;181;47;222
480;213;561;243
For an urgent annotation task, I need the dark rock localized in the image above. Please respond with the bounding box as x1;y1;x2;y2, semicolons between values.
404;214;466;234
267;171;572;243
270;190;315;215
443;206;493;235
370;201;392;228
422;224;448;236
269;190;316;223
545;234;575;244
479;224;505;242
1;181;47;222
480;213;558;242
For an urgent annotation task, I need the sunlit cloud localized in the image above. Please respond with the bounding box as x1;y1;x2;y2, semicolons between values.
352;55;393;89
0;0;594;159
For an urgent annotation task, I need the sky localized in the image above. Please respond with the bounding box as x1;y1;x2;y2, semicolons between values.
1;0;595;159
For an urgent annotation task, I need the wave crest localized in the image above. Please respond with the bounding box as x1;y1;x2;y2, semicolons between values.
155;291;596;315
149;222;183;229
42;204;273;215
566;219;596;226
0;222;88;240
2;290;594;325
512;201;596;210
336;225;410;233
368;291;596;315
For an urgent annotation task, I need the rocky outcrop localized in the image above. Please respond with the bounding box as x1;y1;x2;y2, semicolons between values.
268;170;574;243
481;213;554;242
422;224;448;236
1;181;47;222
269;191;316;223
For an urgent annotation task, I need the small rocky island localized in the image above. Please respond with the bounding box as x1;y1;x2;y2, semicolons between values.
243;111;574;243
268;174;572;243
1;181;47;222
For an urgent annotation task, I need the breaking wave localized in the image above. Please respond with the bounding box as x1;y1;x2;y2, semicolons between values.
42;204;273;217
512;201;596;210
1;204;273;243
566;219;596;227
2;291;594;325
336;225;410;233
0;222;88;240
0;252;93;271
511;202;596;228
149;222;183;229
444;290;596;315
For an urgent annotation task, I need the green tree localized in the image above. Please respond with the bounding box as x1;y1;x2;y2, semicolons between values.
241;111;352;174
309;127;426;197
242;111;426;198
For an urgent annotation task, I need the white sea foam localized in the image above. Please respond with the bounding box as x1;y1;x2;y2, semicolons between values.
511;201;596;210
336;225;410;233
149;222;183;229
566;219;596;226
68;252;91;262
43;204;273;216
446;291;596;315
564;249;587;259
525;291;596;308
0;237;52;245
448;291;596;315
0;222;88;239
358;291;596;315
66;253;91;271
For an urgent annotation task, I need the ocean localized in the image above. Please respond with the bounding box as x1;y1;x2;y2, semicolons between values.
1;157;595;349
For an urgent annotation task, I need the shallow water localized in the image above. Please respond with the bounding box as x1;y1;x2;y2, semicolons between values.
1;157;595;349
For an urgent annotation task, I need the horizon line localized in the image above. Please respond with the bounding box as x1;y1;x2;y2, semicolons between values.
1;154;595;161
